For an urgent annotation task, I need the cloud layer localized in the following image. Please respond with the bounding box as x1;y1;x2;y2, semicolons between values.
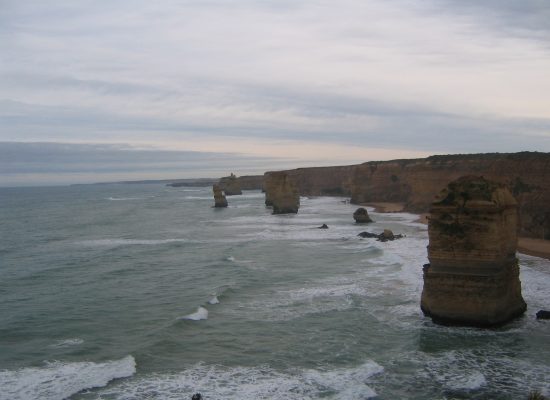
1;0;550;185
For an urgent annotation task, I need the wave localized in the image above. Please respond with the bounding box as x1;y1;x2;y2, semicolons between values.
181;306;209;321
0;355;135;400
49;338;84;348
208;296;220;305
184;196;212;200
87;360;382;400
77;238;188;247
106;197;146;201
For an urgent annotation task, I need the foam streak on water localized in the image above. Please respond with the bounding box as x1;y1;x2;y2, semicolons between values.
0;356;136;400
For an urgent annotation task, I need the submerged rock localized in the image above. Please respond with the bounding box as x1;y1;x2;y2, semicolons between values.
212;184;228;208
421;176;526;327
536;310;550;320
318;224;329;229
353;207;373;223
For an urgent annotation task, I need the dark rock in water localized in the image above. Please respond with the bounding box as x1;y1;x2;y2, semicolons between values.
536;310;550;320
192;394;202;400
353;207;373;223
358;230;403;241
212;184;228;208
318;224;329;229
358;231;379;239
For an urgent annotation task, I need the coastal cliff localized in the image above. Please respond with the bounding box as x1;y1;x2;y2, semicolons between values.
266;152;550;239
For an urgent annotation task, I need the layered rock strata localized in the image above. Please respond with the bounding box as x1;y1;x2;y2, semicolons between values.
421;176;526;326
218;173;242;195
266;152;550;239
212;184;228;208
265;172;300;214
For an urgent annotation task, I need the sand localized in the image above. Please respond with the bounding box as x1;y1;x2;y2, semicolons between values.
366;202;405;213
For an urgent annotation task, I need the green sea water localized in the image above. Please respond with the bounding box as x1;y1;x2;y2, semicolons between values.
0;184;549;399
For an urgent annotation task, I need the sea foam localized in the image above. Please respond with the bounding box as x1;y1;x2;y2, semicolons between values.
88;360;382;400
181;306;209;320
0;355;136;400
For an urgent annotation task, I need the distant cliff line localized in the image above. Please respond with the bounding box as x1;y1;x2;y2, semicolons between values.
260;152;550;240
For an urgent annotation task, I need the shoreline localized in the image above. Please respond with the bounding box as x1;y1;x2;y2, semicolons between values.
367;202;550;261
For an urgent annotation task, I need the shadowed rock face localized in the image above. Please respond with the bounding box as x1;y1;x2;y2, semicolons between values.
212;184;228;208
353;207;373;223
264;172;300;214
421;176;526;327
218;173;242;196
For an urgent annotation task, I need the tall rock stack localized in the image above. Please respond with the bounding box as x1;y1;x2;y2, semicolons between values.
421;176;526;326
265;171;300;214
212;184;228;208
219;173;242;196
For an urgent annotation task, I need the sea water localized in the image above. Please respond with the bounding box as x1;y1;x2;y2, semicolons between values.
0;184;549;400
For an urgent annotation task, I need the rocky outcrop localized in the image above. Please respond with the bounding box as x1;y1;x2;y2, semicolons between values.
536;310;550;320
421;176;527;327
218;173;242;195
353;207;373;223
357;230;403;241
265;171;300;214
212;184;228;208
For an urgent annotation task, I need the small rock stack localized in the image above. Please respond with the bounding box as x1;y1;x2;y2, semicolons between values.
212;184;228;208
421;176;526;326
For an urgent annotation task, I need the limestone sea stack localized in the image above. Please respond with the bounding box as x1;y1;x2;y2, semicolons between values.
219;173;242;196
353;207;373;223
265;171;300;214
421;176;526;326
212;184;228;208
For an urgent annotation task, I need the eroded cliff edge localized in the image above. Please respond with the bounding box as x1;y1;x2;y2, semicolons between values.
265;152;550;239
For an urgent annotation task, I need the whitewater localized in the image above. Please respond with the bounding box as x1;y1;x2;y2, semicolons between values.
0;184;548;399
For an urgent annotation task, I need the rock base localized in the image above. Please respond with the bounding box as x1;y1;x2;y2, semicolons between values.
421;260;526;327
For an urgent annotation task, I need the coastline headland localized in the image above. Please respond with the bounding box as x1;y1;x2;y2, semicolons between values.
262;152;550;241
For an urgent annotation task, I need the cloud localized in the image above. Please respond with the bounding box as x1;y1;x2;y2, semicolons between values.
1;0;550;186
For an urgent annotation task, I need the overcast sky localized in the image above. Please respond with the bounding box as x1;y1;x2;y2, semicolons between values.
1;0;550;185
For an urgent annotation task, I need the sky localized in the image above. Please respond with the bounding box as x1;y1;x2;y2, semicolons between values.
1;0;550;186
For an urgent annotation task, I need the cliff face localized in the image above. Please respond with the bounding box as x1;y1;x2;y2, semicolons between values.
265;165;356;197
263;152;550;238
349;153;550;238
421;176;526;326
237;175;264;190
218;174;263;192
218;173;242;195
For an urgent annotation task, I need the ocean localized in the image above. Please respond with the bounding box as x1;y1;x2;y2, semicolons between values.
0;184;549;400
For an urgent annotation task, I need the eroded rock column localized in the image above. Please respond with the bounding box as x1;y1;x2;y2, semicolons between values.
212;184;228;208
421;176;526;326
265;171;300;214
